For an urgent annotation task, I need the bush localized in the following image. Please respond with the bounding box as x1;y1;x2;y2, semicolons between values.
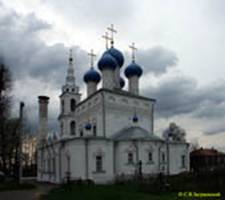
136;170;225;194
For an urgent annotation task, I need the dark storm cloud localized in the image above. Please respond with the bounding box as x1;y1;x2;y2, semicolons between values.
144;76;225;121
0;3;89;87
144;76;199;117
2;1;225;138
204;126;225;136
123;46;178;76
138;46;178;75
0;3;90;132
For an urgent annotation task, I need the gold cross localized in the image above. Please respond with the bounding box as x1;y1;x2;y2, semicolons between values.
102;32;111;49
129;42;138;62
88;49;96;67
107;24;117;47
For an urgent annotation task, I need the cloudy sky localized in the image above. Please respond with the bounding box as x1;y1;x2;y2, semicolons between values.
1;0;225;151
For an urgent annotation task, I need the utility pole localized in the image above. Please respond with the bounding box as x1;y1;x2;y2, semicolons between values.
19;102;24;184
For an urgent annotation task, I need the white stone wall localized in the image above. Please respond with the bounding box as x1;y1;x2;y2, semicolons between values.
102;69;114;89
60;140;86;181
103;92;154;137
60;90;154;139
168;142;190;174
37;139;189;183
128;76;139;95
114;67;120;89
87;140;114;183
87;82;97;97
75;93;104;137
53;139;114;183
114;141;167;176
138;141;162;175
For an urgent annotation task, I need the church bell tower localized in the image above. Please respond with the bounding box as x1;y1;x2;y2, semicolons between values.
58;49;81;138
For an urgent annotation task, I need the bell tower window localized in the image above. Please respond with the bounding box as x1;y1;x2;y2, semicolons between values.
71;99;76;111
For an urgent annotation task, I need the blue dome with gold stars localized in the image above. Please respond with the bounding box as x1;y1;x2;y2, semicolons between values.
124;61;143;78
104;47;124;67
84;67;101;83
98;53;118;71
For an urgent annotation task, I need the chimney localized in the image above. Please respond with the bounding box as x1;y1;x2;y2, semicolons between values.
38;96;49;143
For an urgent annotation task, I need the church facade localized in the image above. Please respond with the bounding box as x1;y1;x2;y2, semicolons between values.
37;27;189;184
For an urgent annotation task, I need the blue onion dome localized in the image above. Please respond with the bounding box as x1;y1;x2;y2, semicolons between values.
85;122;92;130
132;113;139;123
83;67;101;83
98;53;117;71
124;61;143;78
104;47;124;67
120;77;125;88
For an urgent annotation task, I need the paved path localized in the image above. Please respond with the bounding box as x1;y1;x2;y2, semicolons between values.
0;183;55;200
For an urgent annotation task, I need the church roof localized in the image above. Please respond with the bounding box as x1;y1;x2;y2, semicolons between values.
111;126;163;141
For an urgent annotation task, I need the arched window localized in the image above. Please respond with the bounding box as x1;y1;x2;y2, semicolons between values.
181;155;186;168
96;155;103;172
128;152;134;164
93;124;97;136
71;99;76;112
70;121;76;135
148;152;153;162
162;153;165;162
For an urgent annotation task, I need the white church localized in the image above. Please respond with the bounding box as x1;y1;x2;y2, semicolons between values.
37;25;189;184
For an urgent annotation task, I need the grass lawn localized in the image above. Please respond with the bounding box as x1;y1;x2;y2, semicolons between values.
46;184;176;200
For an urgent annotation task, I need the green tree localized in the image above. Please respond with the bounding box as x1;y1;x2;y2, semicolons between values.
0;62;13;174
